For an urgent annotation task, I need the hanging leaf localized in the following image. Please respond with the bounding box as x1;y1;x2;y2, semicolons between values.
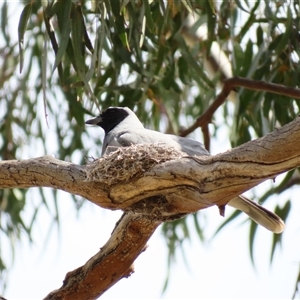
270;201;291;263
18;3;32;73
52;0;73;72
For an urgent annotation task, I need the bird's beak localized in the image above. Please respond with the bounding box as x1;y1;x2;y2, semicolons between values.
85;116;102;125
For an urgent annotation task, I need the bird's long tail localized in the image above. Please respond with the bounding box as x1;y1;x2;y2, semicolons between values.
228;195;285;233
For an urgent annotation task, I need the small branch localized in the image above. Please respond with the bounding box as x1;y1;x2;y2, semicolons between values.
228;77;300;98
180;77;300;137
43;212;161;300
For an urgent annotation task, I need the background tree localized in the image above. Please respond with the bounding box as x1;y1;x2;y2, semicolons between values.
1;0;300;298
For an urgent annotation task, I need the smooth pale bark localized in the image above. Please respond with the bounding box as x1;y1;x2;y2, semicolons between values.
1;116;300;299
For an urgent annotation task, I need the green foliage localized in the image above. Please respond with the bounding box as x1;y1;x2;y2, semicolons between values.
161;213;205;293
1;0;300;293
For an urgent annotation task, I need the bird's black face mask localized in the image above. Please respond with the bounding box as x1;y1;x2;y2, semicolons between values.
85;107;129;133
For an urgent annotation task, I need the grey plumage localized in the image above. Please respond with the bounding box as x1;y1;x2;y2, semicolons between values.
86;107;285;233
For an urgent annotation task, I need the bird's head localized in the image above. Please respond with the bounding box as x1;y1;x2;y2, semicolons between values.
85;107;131;133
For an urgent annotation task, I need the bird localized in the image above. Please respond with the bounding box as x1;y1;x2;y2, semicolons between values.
86;106;285;233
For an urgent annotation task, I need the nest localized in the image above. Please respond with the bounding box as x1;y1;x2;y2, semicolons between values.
85;144;183;186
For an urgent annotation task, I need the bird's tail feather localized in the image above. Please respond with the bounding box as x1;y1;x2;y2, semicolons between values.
228;195;285;234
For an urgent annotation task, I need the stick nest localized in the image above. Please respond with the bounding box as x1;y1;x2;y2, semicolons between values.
85;144;183;185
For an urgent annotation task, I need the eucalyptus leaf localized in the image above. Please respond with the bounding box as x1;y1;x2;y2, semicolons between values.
18;3;32;73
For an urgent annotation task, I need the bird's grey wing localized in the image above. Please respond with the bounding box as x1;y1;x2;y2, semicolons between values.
118;129;210;156
101;132;128;156
102;130;141;156
115;129;210;156
101;134;111;156
228;195;285;233
168;135;210;156
115;128;169;145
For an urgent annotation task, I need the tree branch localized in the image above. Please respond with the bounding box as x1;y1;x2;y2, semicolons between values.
180;77;300;137
1;115;300;213
43;212;161;300
1;115;300;298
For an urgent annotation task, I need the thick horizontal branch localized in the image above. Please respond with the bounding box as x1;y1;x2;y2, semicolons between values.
0;115;300;215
